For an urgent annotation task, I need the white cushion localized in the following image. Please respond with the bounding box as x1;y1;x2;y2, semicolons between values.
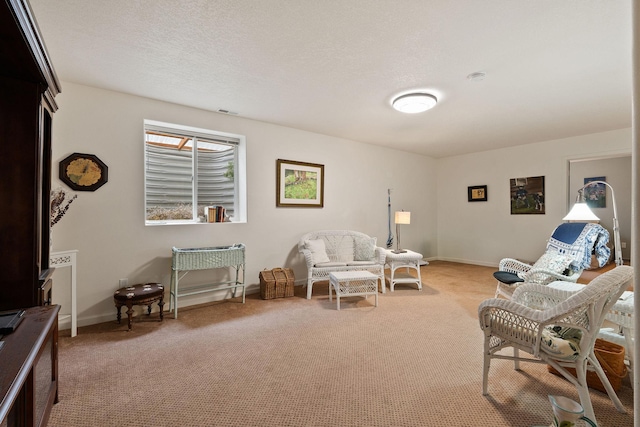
531;252;572;272
315;262;347;268
305;239;330;264
347;261;376;266
334;236;355;262
519;252;573;284
354;236;376;261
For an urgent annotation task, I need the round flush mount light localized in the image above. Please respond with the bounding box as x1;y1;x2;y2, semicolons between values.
391;92;438;114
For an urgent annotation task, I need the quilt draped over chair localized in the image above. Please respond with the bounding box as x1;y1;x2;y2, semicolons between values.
494;223;611;299
545;222;611;271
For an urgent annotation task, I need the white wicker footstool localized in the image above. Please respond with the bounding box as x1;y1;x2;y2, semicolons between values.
329;271;379;310
384;249;424;291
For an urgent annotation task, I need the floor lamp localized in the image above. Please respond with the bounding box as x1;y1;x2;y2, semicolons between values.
562;180;623;266
393;211;410;254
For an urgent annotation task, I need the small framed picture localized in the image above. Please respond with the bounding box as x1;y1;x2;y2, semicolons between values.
468;185;487;202
584;177;606;208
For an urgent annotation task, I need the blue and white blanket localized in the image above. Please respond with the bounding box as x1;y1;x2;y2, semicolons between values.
546;223;610;270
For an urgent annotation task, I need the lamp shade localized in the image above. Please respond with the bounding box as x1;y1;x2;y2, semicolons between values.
395;211;411;225
392;93;437;113
562;202;600;222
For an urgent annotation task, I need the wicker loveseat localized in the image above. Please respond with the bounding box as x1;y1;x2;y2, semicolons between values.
298;230;386;299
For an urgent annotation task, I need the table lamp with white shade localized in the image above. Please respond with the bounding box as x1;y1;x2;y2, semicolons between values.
562;180;623;266
393;210;411;254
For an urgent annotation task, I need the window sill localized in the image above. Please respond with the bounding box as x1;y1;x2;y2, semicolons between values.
145;219;245;226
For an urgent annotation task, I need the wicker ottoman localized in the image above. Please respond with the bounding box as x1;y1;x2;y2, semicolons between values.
114;283;164;330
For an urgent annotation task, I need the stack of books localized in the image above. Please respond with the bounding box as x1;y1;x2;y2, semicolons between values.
206;205;226;223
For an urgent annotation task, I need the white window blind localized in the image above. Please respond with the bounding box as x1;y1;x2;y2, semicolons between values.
144;121;242;223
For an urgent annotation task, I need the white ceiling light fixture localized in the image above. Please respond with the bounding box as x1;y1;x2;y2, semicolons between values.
391;92;438;114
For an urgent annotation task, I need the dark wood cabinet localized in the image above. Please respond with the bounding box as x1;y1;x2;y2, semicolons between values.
0;2;61;425
0;305;60;427
0;0;61;311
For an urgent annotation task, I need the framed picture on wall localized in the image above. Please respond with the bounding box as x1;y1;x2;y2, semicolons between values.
584;176;606;208
276;159;324;207
510;176;545;214
468;185;487;202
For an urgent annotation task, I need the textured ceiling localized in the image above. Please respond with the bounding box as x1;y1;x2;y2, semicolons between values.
29;0;632;158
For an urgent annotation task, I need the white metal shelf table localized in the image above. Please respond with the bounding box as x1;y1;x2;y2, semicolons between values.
50;249;78;337
169;244;245;318
383;249;424;292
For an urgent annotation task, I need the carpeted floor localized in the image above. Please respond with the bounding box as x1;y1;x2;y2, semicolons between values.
48;261;633;426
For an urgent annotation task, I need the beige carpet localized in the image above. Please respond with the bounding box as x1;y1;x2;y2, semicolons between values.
49;261;633;426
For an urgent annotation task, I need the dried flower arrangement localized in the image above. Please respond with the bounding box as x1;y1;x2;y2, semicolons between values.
51;187;77;226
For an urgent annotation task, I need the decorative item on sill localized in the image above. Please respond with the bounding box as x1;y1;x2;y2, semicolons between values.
206;205;227;223
50;187;77;227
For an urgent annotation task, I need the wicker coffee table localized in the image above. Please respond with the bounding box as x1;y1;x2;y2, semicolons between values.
329;271;379;310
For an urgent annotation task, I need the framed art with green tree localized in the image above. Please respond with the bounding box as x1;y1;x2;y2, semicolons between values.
276;159;324;207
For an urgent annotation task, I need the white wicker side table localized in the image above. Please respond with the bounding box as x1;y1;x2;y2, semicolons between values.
384;249;423;292
329;271;379;310
600;292;634;380
548;280;634;382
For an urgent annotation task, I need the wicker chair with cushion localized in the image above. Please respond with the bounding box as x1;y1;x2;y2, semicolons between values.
479;265;634;425
494;222;611;299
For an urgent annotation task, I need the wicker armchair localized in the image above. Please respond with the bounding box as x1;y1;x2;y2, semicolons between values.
479;265;634;425
494;257;582;299
494;223;611;299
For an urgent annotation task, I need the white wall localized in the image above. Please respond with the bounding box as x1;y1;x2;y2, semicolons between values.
436;128;632;266
50;82;632;329
50;82;438;328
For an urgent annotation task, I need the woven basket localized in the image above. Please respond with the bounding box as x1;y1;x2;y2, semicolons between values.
547;338;627;392
259;268;295;299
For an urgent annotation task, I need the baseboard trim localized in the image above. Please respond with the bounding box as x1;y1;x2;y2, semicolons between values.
67;259;496;332
432;257;498;268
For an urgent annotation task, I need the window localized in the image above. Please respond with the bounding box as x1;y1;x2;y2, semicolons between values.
144;120;246;225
